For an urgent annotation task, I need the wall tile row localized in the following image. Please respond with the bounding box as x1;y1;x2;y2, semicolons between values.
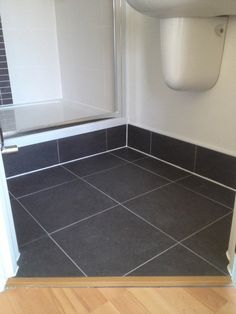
3;125;126;177
0;17;13;106
128;125;236;190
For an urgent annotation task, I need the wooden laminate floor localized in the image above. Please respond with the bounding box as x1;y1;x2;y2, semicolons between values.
1;287;236;314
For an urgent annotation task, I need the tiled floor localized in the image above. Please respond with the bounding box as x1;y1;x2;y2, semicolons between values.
8;148;235;277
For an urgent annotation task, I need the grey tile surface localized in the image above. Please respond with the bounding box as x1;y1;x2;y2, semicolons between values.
8;166;76;198
151;132;196;171
112;147;146;162
107;125;126;150
178;175;235;208
128;125;151;154
19;179;117;233
183;215;232;273
17;237;84;277
135;157;189;181
52;206;175;276
85;163;168;202
195;146;236;189
124;183;231;241
64;153;127;177
11;199;46;248
3;141;59;177
59;130;106;163
129;245;223;276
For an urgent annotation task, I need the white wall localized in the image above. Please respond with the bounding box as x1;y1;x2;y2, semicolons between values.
54;0;115;112
126;5;236;156
0;0;62;104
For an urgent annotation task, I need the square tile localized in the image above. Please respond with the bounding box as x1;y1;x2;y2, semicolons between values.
112;147;146;162
183;215;232;273
17;237;84;277
151;132;196;171
8;166;76;198
20;179;117;233
128;125;151;154
195;146;236;189
124;184;231;241
85;164;169;202
129;245;223;276
59;130;106;163
107;125;126;150
3;141;59;177
11;199;46;248
52;206;175;276
64;153;127;177
135;157;189;181
178;175;235;209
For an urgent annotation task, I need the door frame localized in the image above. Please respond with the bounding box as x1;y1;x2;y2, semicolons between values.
0;153;19;292
227;195;236;285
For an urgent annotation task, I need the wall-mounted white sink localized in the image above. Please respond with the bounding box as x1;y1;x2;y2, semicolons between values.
126;0;236;18
126;0;236;91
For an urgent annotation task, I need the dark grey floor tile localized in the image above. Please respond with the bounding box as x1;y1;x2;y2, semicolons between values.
107;125;126;150
129;245;223;276
64;153;127;177
85;164;168;202
52;206;175;276
8;166;76;198
128;125;151;154
151;132;196;171
11;199;46;248
124;184;231;241
3;141;58;177
195;146;236;189
183;215;232;273
112;147;146;162
135;157;189;181
19;179;117;233
178;175;235;209
17;237;84;277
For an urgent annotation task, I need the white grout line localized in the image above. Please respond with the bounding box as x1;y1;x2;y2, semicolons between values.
180;243;228;275
121;204;178;243
126;124;128;146
179;212;233;243
175;181;234;210
50;205;118;235
128;146;236;192
56;140;61;164
149;132;153;155
11;194;88;277
81;162;128;179
121;182;173;204
6;146;127;180
124;243;179;276
17;178;78;200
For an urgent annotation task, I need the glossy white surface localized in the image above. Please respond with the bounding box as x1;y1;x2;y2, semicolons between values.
0;100;113;137
160;17;228;91
126;0;236;18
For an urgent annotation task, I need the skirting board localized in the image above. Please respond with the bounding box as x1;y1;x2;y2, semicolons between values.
7;276;232;289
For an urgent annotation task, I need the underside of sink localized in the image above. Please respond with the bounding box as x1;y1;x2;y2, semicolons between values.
126;0;236;18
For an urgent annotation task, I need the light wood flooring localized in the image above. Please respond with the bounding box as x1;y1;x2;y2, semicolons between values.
1;286;236;314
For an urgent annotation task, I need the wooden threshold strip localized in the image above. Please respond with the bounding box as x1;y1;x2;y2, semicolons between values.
7;276;232;288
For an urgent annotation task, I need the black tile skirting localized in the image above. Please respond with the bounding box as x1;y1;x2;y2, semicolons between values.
3;125;127;177
128;125;236;190
3;123;236;190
